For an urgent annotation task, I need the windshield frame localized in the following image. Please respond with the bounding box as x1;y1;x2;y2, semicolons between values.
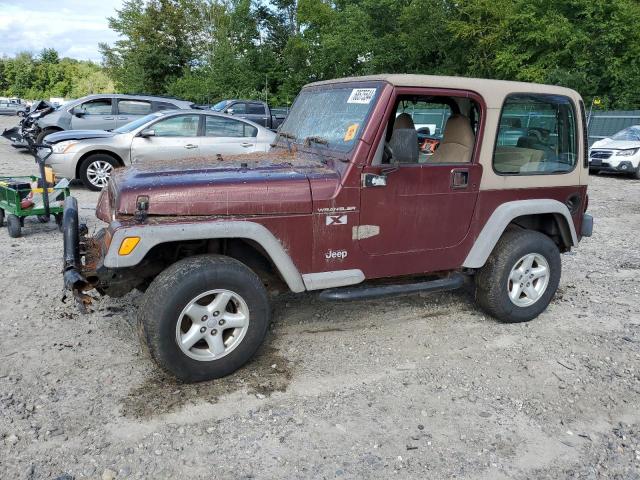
276;81;385;156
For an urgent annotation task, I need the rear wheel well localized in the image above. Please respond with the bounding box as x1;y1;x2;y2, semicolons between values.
507;213;573;252
76;150;124;178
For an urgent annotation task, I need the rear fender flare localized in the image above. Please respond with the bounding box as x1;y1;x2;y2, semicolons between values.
463;199;578;269
104;221;306;293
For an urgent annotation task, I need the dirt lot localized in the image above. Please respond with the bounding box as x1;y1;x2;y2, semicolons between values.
0;114;638;480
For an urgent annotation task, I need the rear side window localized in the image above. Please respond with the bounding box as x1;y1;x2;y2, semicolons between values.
205;116;257;137
493;94;578;175
118;100;152;115
247;103;266;115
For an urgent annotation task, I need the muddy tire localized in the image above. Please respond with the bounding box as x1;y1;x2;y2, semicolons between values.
79;154;118;191
138;254;271;383
7;214;21;238
475;229;561;323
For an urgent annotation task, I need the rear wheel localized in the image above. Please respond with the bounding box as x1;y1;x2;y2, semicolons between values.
7;214;21;238
138;255;271;382
79;154;118;191
475;229;561;323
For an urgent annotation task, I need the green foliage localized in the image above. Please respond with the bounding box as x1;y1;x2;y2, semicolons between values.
0;50;115;100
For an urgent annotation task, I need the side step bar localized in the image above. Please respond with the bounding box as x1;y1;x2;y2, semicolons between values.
319;272;466;302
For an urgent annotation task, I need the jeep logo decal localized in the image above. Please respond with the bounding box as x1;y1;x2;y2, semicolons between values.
325;249;348;260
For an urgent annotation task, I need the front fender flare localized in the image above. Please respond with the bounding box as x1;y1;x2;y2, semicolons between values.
104;220;306;293
463;199;578;269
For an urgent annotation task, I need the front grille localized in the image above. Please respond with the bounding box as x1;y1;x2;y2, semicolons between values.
590;150;613;160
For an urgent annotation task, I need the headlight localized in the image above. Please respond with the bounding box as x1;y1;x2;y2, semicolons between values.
616;148;639;157
52;140;78;154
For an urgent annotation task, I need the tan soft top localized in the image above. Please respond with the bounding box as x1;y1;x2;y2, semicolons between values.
307;74;582;109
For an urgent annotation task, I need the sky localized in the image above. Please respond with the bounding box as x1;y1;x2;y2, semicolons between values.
0;0;123;62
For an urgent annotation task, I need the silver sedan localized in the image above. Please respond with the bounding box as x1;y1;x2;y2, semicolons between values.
44;110;276;190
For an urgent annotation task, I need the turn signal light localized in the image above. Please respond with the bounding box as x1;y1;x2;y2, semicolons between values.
118;237;141;256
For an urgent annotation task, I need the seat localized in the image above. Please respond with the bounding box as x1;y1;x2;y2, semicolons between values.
388;113;419;164
428;115;475;163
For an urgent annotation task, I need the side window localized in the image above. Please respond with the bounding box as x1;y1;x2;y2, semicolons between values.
152;115;200;137
205;116;257;137
382;97;477;165
155;102;178;111
118;100;152;115
80;99;112;115
494;94;578;175
227;102;246;114
247;103;266;116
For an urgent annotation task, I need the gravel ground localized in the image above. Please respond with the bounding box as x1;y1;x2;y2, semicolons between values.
0;114;639;480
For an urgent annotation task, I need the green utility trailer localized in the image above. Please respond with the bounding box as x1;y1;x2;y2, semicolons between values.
0;176;70;238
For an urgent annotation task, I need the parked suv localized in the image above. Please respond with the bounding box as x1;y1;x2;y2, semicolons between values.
62;74;593;382
35;94;195;143
589;125;640;178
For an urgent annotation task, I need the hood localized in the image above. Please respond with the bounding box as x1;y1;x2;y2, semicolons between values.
108;150;339;217
591;138;640;150
45;130;117;144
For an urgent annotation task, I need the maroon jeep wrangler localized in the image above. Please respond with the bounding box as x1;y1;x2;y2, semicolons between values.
63;74;593;382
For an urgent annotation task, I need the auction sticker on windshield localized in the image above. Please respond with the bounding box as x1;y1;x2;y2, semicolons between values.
347;88;376;104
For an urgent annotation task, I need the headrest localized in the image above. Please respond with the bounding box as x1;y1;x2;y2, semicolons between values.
442;115;474;147
394;113;415;131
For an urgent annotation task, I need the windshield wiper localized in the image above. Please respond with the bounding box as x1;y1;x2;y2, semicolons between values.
303;135;329;147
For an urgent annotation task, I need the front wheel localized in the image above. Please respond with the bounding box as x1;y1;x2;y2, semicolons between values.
79;154;118;191
475;229;561;323
138;255;271;382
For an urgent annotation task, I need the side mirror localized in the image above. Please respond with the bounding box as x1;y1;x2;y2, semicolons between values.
362;173;387;188
139;129;155;138
73;107;87;117
226;108;235;115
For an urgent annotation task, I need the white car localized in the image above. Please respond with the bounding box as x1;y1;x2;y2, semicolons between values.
43;110;276;190
589;125;640;179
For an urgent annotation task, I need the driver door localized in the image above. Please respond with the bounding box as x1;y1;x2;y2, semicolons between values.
358;90;483;274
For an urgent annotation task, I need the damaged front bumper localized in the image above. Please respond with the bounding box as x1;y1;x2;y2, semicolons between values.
62;197;161;312
62;197;95;312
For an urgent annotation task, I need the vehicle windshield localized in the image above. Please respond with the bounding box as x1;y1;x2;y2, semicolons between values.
278;85;379;152
212;100;229;112
612;126;640;141
113;112;163;133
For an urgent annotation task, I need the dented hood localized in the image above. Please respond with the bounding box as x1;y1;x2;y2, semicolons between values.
109;151;337;217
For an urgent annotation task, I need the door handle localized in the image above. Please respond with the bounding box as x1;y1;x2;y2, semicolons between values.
104;116;114;120
241;142;253;148
451;169;469;189
184;144;198;149
117;117;128;120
